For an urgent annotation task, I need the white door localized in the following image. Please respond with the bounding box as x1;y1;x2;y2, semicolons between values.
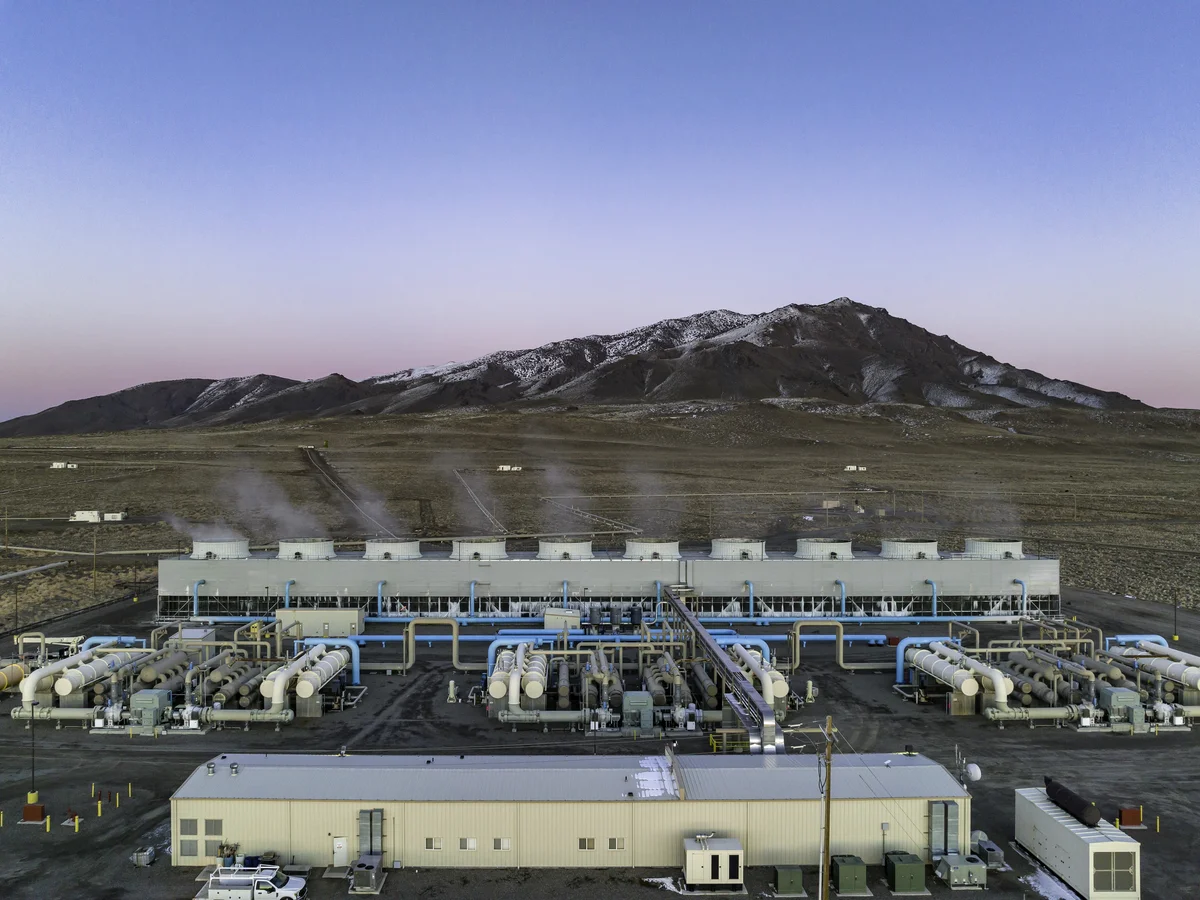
333;836;350;867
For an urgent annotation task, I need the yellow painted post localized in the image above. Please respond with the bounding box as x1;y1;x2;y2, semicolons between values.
97;800;102;818
116;793;120;809
45;816;50;832
127;782;132;798
1;810;4;827
1156;816;1161;832
91;782;95;798
74;816;79;833
1115;814;1121;827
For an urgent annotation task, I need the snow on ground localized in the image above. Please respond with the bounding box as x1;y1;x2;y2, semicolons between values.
643;876;684;893
1019;869;1081;900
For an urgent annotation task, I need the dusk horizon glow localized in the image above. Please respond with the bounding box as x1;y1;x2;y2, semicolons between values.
2;3;1198;420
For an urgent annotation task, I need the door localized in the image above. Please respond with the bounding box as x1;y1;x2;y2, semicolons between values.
333;836;350;867
711;854;720;881
729;854;740;881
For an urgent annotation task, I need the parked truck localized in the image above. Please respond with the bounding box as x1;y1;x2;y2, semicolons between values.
198;866;307;900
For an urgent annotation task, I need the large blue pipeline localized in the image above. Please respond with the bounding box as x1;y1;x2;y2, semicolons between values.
1012;579;1027;617
1106;634;1169;650
191;580;206;617
284;580;296;609
925;580;938;618
376;581;386;617
835;580;846;617
81;635;146;651
746;581;754;618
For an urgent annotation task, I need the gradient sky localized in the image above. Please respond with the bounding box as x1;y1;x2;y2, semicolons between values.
2;2;1198;420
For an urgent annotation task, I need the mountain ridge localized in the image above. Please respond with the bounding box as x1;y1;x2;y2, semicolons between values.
0;298;1148;437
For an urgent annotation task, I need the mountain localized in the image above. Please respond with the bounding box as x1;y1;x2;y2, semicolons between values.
0;298;1148;436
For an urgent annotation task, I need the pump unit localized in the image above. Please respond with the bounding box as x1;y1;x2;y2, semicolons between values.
129;689;173;728
622;691;654;729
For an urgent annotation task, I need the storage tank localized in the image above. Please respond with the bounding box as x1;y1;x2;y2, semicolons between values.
536;540;594;560
277;538;336;560
795;539;854;560
710;539;766;560
624;540;681;561
364;539;422;560
191;539;250;560
881;540;939;560
450;539;508;561
964;539;1024;559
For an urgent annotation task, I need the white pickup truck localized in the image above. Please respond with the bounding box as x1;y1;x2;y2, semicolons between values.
198;865;307;900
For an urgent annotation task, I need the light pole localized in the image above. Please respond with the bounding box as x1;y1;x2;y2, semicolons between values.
1174;592;1180;643
29;699;39;805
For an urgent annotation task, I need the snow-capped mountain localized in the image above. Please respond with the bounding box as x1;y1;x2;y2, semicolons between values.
0;298;1147;436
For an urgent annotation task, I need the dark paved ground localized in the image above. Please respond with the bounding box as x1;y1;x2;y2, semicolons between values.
1;588;1197;899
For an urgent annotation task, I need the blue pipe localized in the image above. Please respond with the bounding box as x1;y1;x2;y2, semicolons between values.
563;580;569;608
925;579;937;617
81;635;146;651
298;637;360;685
1106;634;1169;650
1012;579;1027;617
191;579;206;617
835;580;847;617
895;636;953;684
375;581;387;617
469;581;477;617
746;581;754;618
284;580;296;609
793;634;887;646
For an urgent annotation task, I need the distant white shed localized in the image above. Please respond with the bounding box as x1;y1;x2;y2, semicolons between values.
69;510;101;523
50;462;67;469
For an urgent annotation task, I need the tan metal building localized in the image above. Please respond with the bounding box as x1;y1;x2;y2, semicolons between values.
170;751;970;870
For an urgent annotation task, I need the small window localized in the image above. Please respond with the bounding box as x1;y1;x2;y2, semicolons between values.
205;819;223;835
425;837;442;851
205;840;222;857
179;819;198;836
494;838;511;851
608;837;625;851
578;837;595;851
180;840;198;856
459;837;477;851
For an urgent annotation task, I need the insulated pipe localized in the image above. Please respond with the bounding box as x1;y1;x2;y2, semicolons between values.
1108;634;1169;649
731;643;775;704
139;651;191;684
930;641;1009;709
906;648;979;696
643;665;667;707
214;666;263;706
376;581;387;617
834;579;846;617
55;650;148;696
207;658;249;686
746;581;754;618
498;708;620;726
1013;579;1027;617
0;662;29;691
691;662;718;698
191;579;206;616
1138;642;1200;669
81;636;145;651
268;646;325;712
925;579;938;617
714;635;771;663
488;650;517;700
1030;649;1096;700
20;644;114;707
1110;648;1200;690
183;651;233;703
1000;666;1057;705
556;660;570;704
283;579;296;609
563;580;569;609
296;648;351;698
508;643;527;706
299;638;361;684
11;705;105;722
895;637;950;683
1069;654;1123;682
202;706;295;725
984;704;1096;722
791;620;893;674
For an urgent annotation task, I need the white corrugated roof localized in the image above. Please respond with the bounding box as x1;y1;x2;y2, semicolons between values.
172;752;966;804
1016;788;1138;847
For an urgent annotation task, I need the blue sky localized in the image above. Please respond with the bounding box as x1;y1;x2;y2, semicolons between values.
2;2;1198;418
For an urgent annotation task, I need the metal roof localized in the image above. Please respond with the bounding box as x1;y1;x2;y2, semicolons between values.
1016;788;1138;847
172;752;966;804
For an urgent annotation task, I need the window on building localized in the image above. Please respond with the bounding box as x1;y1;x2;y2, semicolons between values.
493;838;511;851
578;838;595;851
205;840;222;857
459;838;477;851
205;819;223;835
425;838;442;851
180;840;198;857
609;837;625;851
179;819;198;836
1094;852;1137;892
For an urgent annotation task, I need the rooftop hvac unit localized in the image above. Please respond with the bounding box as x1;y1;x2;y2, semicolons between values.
964;538;1024;559
709;538;766;560
450;539;508;561
795;539;854;560
935;853;987;889
191;539;251;560
624;540;680;561
536;540;594;560
881;539;940;560
363;539;421;560
350;854;384;893
277;538;335;560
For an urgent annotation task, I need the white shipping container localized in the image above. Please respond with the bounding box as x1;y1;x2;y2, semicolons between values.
103;512;127;521
1014;787;1139;900
69;510;101;523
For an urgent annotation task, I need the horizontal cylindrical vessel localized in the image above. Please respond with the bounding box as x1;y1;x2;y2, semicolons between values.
907;648;979;697
296;649;351;698
139;651;191;684
56;650;146;696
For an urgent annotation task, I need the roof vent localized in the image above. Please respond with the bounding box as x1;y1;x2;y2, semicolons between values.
206;762;215;776
230;763;239;776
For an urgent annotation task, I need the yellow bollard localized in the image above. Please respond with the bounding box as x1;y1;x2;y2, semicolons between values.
91;782;95;798
1157;816;1161;832
45;816;50;833
1;810;4;827
1115;814;1120;828
116;793;120;809
74;816;80;833
97;800;102;818
128;782;132;798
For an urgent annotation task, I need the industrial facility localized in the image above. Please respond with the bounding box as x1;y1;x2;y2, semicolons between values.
169;750;970;871
158;536;1059;621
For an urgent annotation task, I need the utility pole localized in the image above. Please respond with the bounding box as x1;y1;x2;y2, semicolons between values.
820;714;834;900
92;530;98;599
